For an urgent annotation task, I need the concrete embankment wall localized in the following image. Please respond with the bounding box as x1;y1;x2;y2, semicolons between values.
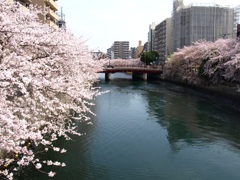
161;78;240;102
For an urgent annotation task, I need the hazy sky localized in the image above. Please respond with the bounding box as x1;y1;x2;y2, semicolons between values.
58;0;240;52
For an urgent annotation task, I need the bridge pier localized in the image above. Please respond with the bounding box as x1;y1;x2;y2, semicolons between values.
142;73;147;80
147;74;162;79
132;73;147;80
105;73;111;81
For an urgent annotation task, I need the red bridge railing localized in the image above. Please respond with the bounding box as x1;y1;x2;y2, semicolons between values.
99;65;163;73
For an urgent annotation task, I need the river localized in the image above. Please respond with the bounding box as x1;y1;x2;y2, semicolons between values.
17;73;240;180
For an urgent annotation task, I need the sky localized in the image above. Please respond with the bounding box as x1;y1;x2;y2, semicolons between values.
58;0;240;52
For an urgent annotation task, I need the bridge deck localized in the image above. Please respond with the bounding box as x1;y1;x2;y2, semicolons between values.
98;66;162;74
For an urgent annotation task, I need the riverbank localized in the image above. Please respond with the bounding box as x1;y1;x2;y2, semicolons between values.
161;77;240;103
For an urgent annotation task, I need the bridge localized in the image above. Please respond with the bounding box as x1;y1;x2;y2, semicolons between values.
98;65;163;80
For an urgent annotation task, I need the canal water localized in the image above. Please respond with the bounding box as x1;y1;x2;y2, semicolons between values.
17;73;240;180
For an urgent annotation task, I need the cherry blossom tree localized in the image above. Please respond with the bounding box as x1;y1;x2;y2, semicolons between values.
203;39;240;84
163;38;240;88
101;58;144;67
0;1;102;179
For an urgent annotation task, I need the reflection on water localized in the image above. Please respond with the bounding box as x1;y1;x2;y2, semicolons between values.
17;73;240;180
145;82;240;152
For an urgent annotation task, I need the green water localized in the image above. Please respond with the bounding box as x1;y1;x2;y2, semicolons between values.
17;73;240;180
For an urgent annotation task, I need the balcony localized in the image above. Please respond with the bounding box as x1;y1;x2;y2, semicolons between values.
14;0;31;8
22;0;32;3
15;0;32;3
44;0;58;11
15;2;29;12
46;8;59;21
47;19;59;29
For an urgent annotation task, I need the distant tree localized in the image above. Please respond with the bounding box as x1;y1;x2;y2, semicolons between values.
140;51;159;65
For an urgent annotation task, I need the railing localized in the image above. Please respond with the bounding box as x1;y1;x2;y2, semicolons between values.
44;0;58;11
21;0;32;3
103;65;163;71
46;19;59;29
19;4;29;12
46;8;59;20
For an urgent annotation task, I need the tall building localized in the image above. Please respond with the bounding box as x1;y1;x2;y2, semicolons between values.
7;0;31;11
13;0;31;6
8;0;61;29
32;0;59;29
154;18;172;62
171;0;238;52
148;22;156;51
237;24;240;37
134;40;144;58
112;41;129;59
130;47;136;59
143;42;148;53
107;47;112;59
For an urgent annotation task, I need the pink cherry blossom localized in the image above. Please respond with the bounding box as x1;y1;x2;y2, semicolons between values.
35;163;42;169
163;39;240;87
0;0;104;179
48;171;56;177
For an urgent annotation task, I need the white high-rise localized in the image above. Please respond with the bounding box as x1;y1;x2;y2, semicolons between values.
111;41;130;59
148;22;156;51
171;0;238;52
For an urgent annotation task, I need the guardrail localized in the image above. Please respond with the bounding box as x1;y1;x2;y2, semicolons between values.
103;65;163;71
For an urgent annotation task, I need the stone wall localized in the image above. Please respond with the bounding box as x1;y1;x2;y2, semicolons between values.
161;78;240;102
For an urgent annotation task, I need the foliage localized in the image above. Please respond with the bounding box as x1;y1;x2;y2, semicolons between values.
140;51;159;65
163;39;240;86
101;58;144;67
91;51;107;60
0;1;102;179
